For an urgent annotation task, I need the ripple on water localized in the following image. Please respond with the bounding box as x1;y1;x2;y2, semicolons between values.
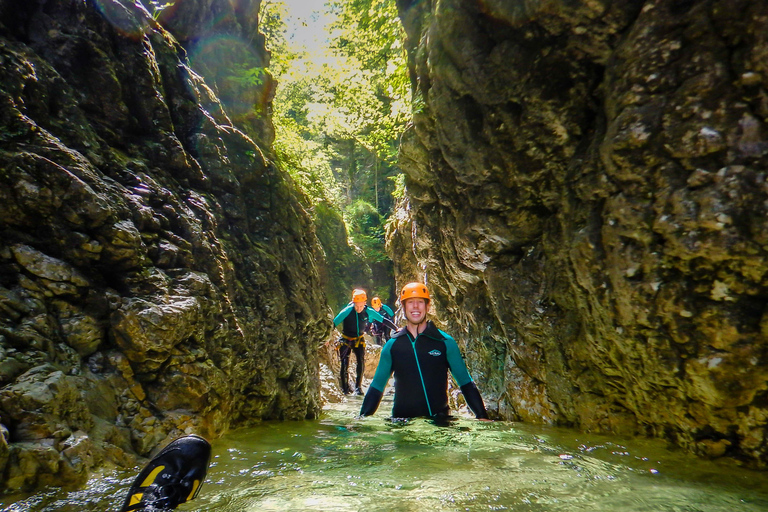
2;397;768;511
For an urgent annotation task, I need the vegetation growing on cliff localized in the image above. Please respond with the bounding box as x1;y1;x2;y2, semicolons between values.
260;0;408;307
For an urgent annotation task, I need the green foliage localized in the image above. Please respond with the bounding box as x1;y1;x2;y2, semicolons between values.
346;199;383;236
389;173;406;199
273;114;345;209
345;199;388;263
259;1;298;77
327;0;410;166
261;0;409;216
229;65;267;87
259;0;410;304
411;91;426;115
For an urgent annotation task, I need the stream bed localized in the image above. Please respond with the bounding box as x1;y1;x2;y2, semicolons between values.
2;395;768;511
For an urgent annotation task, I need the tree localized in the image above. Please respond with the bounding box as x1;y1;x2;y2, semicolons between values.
327;0;409;213
260;0;409;305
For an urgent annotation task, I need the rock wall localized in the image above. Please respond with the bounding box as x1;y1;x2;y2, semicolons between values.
151;0;276;145
0;0;331;491
392;0;768;467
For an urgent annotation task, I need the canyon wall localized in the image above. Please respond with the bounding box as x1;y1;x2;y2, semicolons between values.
0;0;331;490
391;0;768;467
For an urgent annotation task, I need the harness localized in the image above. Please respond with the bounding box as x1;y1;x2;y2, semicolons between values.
340;333;366;348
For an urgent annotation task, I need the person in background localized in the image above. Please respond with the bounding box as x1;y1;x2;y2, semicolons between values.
368;296;395;345
333;289;397;395
359;282;490;420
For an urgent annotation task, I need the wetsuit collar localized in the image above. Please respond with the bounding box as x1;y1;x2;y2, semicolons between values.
391;321;443;341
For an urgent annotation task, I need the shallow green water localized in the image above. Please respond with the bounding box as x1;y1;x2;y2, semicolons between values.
2;396;768;511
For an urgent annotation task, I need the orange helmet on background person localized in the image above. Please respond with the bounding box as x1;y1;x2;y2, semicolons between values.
400;282;430;303
371;297;382;309
352;289;367;303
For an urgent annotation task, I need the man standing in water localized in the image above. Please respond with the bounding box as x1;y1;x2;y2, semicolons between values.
334;288;397;395
359;282;489;420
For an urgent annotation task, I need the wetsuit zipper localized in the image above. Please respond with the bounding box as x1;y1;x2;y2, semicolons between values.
406;331;432;417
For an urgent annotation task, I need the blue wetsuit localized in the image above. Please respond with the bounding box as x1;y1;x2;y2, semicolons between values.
359;321;488;419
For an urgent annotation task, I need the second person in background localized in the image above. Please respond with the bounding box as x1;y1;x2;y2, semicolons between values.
368;296;395;345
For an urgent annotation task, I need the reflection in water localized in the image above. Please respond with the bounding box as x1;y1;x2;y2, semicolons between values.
2;396;768;511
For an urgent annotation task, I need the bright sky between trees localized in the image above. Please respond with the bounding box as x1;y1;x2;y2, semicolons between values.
278;0;337;50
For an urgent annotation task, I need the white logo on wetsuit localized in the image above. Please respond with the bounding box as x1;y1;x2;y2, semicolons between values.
428;350;441;356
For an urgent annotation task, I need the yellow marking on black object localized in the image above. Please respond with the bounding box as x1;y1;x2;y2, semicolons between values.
186;479;200;501
140;465;165;487
129;492;143;506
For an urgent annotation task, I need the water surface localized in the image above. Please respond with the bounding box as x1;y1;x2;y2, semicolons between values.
2;396;767;511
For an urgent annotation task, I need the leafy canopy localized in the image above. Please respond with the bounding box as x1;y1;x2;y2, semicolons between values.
261;0;408;296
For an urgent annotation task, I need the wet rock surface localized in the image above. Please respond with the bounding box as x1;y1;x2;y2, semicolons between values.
0;0;330;491
318;335;382;404
392;0;768;467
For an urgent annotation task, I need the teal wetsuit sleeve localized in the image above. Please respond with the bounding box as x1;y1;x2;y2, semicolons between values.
442;331;473;387
367;306;397;331
365;306;385;322
442;330;489;418
369;340;394;391
360;340;394;416
333;304;354;327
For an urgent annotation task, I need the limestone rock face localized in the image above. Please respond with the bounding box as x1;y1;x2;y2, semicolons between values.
149;0;276;144
393;0;768;467
0;0;330;491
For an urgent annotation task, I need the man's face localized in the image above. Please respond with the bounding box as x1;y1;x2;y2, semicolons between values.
403;298;428;324
354;301;366;313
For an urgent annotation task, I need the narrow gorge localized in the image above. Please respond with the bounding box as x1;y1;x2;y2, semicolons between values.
0;0;767;496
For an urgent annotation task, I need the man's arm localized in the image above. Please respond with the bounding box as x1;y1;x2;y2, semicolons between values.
443;333;489;419
381;317;398;332
359;341;394;416
333;303;354;327
459;382;489;420
366;306;398;332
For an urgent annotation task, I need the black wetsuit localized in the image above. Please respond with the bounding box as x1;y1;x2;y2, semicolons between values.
359;321;488;419
369;304;394;345
333;303;394;393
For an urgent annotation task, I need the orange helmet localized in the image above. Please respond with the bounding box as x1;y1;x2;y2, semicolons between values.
352;289;367;303
400;282;430;303
371;297;382;309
